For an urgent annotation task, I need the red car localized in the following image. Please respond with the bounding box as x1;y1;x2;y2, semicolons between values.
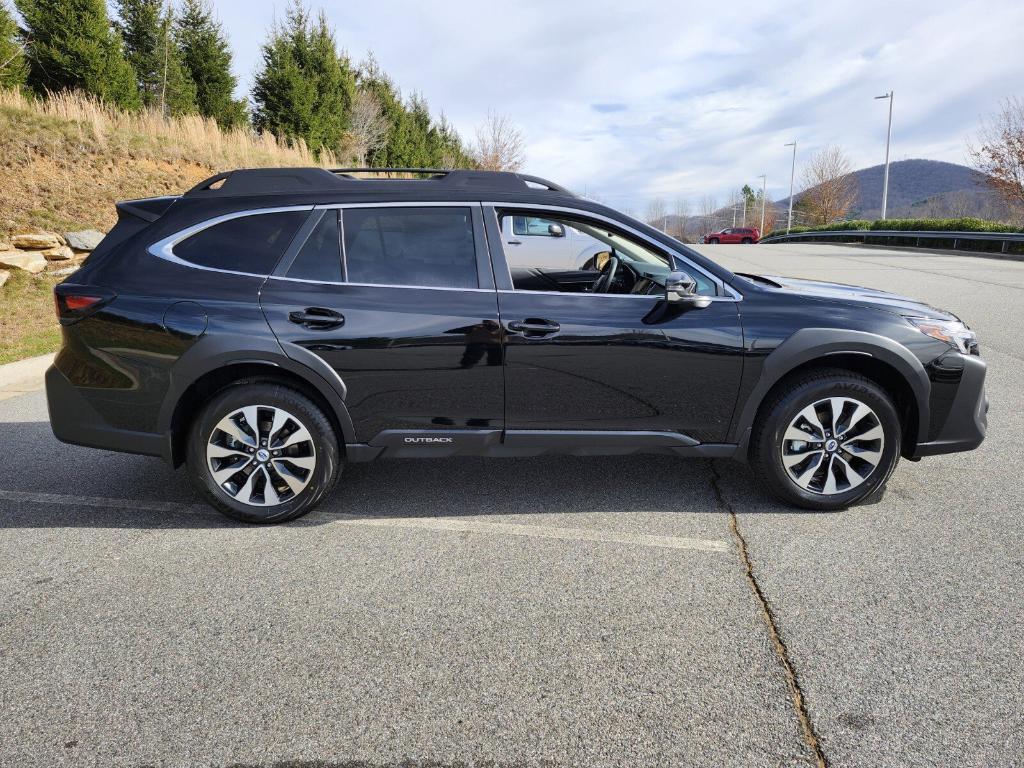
703;227;760;244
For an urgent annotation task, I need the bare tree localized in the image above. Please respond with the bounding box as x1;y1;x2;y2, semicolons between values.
645;197;667;230
346;90;390;166
672;197;690;240
699;195;718;235
473;110;525;171
969;97;1024;221
799;145;857;225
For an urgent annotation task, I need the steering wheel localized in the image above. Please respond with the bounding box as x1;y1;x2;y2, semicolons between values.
591;254;620;294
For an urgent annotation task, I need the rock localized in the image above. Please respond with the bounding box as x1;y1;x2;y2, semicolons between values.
64;229;105;251
0;250;48;274
51;265;79;276
11;231;63;250
41;245;74;261
0;269;9;288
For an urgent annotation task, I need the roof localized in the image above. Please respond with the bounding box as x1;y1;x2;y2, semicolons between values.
182;167;576;199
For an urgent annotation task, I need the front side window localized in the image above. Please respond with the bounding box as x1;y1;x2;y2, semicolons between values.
499;210;717;297
173;210;307;274
343;207;478;289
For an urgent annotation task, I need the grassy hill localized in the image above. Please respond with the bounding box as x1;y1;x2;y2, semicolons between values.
0;89;335;236
0;89;341;364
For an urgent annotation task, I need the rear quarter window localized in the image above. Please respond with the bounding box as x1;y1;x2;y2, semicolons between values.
172;210;308;274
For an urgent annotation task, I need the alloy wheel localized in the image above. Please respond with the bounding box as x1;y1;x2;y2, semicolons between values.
206;405;317;506
780;396;885;495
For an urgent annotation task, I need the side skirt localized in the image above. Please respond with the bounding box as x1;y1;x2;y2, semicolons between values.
345;429;737;462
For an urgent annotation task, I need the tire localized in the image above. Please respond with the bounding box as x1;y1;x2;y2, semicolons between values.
749;369;901;510
186;381;341;523
741;237;753;244
709;238;720;244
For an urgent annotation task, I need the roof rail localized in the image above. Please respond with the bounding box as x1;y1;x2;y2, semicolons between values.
329;167;449;178
182;167;577;198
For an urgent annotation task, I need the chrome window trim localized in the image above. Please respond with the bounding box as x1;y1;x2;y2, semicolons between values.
314;201;481;210
485;201;742;302
265;275;494;292
147;205;315;277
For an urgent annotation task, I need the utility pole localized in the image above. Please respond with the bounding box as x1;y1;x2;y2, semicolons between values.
758;174;767;233
875;90;894;220
784;141;797;233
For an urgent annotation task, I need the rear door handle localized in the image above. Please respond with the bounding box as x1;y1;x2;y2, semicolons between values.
288;307;345;330
507;319;560;337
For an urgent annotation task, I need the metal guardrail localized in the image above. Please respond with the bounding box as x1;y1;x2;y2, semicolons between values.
760;229;1024;254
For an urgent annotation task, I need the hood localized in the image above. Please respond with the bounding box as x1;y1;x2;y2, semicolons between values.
749;274;959;321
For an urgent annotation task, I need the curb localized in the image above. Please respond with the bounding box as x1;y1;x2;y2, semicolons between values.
0;352;55;397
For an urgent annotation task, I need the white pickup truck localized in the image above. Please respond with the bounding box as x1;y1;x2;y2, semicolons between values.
501;214;608;270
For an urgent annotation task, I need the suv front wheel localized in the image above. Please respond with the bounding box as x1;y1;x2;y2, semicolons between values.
750;370;901;510
187;382;341;523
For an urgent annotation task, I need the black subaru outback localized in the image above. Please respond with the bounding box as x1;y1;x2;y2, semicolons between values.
46;168;987;523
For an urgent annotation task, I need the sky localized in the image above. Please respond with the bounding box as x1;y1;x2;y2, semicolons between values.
211;0;1023;214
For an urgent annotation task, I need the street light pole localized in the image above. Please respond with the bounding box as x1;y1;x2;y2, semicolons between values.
758;174;766;233
784;141;797;233
875;90;894;220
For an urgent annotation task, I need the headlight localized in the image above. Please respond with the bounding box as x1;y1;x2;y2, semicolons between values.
907;317;977;354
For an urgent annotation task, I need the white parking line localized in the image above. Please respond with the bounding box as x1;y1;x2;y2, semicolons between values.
0;489;730;553
337;516;730;552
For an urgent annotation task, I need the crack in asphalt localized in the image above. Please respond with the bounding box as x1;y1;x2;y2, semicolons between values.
706;460;828;768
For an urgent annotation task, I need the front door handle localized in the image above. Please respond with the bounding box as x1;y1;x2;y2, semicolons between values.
288;307;345;330
507;319;560;337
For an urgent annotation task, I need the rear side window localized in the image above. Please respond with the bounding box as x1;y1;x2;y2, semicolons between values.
286;211;342;282
173;210;307;274
343;207;478;288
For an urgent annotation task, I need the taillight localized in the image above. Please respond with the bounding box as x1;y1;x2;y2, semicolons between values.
54;284;116;324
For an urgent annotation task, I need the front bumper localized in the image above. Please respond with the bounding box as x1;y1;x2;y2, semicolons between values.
911;352;987;458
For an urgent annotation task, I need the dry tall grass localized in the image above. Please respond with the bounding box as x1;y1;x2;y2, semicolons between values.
0;89;339;235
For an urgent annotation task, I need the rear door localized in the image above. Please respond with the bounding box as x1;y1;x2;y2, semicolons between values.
260;203;504;444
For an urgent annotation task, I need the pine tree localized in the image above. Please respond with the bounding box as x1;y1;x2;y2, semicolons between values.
0;1;27;88
176;0;246;128
116;0;196;115
252;1;355;154
16;0;141;109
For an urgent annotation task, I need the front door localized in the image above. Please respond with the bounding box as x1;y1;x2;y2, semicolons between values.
488;207;744;443
261;204;504;444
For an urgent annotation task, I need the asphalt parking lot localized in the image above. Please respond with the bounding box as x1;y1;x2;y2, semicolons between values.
1;243;1021;767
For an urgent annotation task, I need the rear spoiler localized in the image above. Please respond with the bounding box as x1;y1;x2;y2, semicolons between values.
79;196;180;268
115;195;179;222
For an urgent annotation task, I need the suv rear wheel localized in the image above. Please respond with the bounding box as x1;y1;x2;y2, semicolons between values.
187;382;341;523
750;370;901;510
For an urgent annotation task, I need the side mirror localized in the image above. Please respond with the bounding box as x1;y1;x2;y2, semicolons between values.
548;223;565;237
665;270;712;308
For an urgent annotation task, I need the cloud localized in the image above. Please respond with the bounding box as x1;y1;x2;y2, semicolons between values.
217;0;1024;212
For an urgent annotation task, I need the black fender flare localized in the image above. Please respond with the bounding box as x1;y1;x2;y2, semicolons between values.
158;333;356;453
731;328;931;456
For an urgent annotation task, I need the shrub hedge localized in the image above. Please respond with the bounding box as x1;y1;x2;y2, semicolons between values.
765;217;1024;239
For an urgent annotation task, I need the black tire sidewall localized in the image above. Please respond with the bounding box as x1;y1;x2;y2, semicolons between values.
755;376;901;510
186;383;340;523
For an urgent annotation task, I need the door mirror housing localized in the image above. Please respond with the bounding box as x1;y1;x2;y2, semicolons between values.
548;223;565;237
665;270;712;308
